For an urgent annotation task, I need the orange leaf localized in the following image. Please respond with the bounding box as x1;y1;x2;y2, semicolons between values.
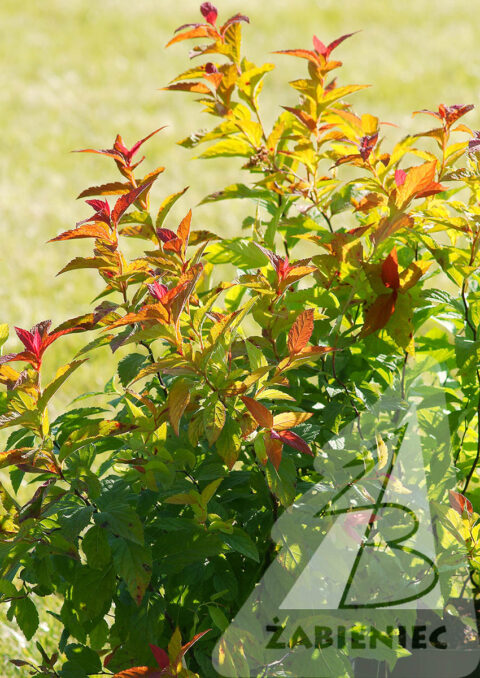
265;435;283;471
395;161;440;207
361;292;397;336
273;49;319;65
241;396;273;429
106;304;169;330
163;81;212;94
49;223;111;242
113;668;162;678
166;25;215;47
288;309;314;355
381;248;400;291
371;213;413;245
449;490;473;515
177;209;192;257
352;192;384;213
282;265;316;287
296;345;336;357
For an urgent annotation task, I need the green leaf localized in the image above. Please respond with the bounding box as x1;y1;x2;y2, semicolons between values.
72;565;116;619
206;238;268;268
201;478;223;506
223;528;259;562
117;353;149;387
200;182;273;206
82;524;112;569
89;618;109;651
95;504;144;545
14;596;39;640
61;643;102;677
59;505;94;541
208;605;230;632
111;538;152;606
0;579;18;598
266;456;297;507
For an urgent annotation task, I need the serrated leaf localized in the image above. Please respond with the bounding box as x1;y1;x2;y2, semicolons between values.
82;524;112;569
95;504;144;545
288;309;314;355
156;187;189;230
117;353;148;387
111;538;152;606
14;596;39;640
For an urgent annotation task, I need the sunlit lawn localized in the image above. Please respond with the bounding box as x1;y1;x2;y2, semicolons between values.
1;0;479;672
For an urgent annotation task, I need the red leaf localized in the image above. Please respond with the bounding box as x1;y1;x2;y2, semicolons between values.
126;127;166;163
313;35;327;55
241;396;273;429
381;248;400;291
157;228;177;243
449;490;473;515
112;181;153;226
220;13;250;35
276;430;313;456
149;645;169;670
288;309;314;355
394;169;406;187
326;31;359;57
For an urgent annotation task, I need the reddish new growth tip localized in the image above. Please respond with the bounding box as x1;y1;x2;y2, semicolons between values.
413;104;474;129
78;199;111;228
147;280;168;301
200;2;218;25
0;321;78;371
75;128;165;170
313;31;358;58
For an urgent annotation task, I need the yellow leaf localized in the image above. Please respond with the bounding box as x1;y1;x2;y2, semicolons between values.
376;434;388;471
168;379;191;436
273;411;312;431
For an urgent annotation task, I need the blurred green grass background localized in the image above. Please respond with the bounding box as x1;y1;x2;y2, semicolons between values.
1;0;480;672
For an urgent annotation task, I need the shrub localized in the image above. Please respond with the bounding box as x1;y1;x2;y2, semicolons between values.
1;3;480;676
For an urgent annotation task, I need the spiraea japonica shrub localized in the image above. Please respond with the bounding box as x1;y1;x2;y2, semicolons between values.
1;2;480;676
